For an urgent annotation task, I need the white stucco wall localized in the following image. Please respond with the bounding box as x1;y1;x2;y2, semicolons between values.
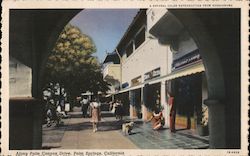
147;9;168;32
118;9;177;123
103;64;121;94
121;38;169;85
103;64;121;81
9;57;32;97
121;9;172;86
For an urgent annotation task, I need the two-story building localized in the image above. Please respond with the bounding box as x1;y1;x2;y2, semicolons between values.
103;9;208;133
103;9;172;124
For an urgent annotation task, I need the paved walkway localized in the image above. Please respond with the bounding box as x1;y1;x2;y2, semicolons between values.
42;107;209;149
42;108;138;149
126;122;209;149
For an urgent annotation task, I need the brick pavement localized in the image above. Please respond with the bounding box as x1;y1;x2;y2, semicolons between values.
42;107;209;149
125;121;209;149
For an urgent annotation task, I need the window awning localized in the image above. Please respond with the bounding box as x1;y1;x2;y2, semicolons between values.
115;62;205;94
165;62;205;81
119;84;143;94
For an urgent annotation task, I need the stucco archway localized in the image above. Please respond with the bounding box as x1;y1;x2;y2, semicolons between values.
9;10;81;149
151;9;240;148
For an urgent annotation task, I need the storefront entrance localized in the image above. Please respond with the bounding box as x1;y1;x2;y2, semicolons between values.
115;92;130;116
143;83;161;112
172;73;202;130
129;88;142;118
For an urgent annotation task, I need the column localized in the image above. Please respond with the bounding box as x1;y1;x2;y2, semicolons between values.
32;99;43;149
129;90;135;119
161;81;169;128
141;87;147;121
204;99;226;148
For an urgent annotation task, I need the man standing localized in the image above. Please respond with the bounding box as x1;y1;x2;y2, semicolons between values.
81;96;89;118
168;92;176;132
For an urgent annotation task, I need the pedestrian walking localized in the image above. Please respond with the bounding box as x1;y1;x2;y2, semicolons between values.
46;108;53;127
115;100;124;120
111;101;117;115
90;99;101;132
81;96;89;118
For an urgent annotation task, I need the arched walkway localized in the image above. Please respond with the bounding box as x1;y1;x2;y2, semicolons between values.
9;10;81;149
153;9;240;148
9;9;240;149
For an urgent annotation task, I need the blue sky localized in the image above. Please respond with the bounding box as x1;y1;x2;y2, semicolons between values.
70;9;139;62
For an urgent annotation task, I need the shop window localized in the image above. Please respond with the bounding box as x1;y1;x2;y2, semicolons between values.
174;74;202;118
121;92;130;115
126;43;133;57
135;27;146;49
144;83;161;111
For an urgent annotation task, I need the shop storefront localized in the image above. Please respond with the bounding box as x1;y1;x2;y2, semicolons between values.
129;88;142;118
171;73;202;129
166;47;209;135
143;83;161;112
114;91;130;116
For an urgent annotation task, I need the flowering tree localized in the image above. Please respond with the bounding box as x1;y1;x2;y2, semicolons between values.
44;24;109;104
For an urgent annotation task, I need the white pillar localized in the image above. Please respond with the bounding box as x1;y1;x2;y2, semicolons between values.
141;87;148;121
141;105;148;121
129;90;135;119
130;105;134;119
161;81;169;128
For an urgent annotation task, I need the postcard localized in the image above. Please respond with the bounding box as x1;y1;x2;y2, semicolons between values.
1;0;249;155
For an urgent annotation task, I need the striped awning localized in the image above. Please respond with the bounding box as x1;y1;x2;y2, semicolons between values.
165;62;205;81
116;62;205;94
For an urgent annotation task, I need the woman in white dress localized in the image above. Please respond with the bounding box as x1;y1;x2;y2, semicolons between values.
90;99;101;132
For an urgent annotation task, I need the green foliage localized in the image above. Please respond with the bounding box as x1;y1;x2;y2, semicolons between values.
44;24;109;101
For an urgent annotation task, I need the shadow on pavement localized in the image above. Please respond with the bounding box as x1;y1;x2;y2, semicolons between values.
127;131;142;135
68;113;83;118
98;120;123;131
101;112;115;117
48;119;125;132
177;132;209;144
42;146;61;149
175;128;188;132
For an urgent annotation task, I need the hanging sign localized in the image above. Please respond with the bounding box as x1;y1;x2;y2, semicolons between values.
131;76;142;86
172;49;201;70
122;82;129;89
144;67;161;81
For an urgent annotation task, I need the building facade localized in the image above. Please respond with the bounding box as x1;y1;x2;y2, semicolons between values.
103;9;209;134
148;9;209;132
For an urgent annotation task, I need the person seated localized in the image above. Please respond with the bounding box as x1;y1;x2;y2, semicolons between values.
148;109;164;130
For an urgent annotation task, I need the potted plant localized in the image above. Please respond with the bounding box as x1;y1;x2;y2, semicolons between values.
197;104;209;136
